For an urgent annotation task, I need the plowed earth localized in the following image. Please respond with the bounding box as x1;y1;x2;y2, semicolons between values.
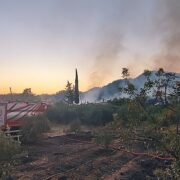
11;131;165;180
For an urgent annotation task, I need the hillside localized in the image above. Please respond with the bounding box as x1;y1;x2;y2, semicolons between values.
81;71;180;103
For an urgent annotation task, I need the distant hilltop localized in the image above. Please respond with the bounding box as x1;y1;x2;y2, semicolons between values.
0;71;179;104
80;71;180;103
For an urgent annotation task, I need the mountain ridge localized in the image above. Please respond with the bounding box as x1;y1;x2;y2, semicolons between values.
80;71;180;103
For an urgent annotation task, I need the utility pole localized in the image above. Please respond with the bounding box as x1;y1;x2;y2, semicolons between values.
9;87;13;101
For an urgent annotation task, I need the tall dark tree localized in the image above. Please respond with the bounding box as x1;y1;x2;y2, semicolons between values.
64;81;74;104
122;68;130;79
74;69;79;104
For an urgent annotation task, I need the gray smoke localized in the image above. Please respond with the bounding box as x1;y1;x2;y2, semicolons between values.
153;0;180;72
88;29;123;88
88;1;126;88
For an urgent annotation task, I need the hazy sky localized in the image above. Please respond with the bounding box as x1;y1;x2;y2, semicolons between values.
0;0;180;94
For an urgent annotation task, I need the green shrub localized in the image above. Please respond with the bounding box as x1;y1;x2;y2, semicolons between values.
95;130;114;149
46;103;114;126
154;162;180;180
0;133;22;178
46;103;78;124
20;115;50;144
0;133;21;162
69;120;81;133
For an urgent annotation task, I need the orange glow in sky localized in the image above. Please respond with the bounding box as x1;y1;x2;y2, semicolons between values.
0;0;180;94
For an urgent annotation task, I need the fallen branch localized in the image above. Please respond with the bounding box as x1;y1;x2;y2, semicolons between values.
113;147;175;161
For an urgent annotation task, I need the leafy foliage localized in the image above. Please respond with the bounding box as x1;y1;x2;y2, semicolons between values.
95;130;114;150
0;133;22;178
46;103;114;126
69;120;82;133
116;67;180;178
20;115;50;144
64;81;74;104
0;133;22;162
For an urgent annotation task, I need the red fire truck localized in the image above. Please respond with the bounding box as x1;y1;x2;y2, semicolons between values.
0;102;48;130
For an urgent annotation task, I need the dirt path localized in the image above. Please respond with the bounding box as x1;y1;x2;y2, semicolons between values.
11;131;161;180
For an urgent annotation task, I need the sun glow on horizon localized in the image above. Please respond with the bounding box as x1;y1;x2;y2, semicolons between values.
0;0;180;95
1;64;179;95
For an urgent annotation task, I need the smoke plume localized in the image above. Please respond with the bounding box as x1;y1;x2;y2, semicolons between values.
88;1;126;89
88;29;123;88
153;0;180;72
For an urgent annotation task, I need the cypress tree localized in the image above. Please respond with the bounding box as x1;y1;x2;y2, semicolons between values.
74;69;79;104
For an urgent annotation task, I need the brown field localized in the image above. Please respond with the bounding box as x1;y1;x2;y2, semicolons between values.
11;128;164;180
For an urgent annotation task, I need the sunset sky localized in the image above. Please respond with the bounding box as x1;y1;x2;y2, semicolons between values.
0;0;180;94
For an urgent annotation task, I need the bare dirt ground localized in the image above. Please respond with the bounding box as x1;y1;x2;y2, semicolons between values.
11;128;164;180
